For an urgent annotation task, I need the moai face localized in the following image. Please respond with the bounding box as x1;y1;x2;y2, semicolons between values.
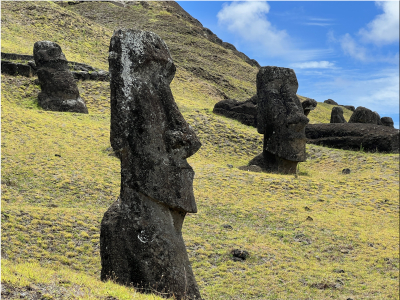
109;29;201;213
33;41;67;68
257;66;309;162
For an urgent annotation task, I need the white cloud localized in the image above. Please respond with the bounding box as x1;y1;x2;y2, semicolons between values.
309;18;334;22
304;69;399;115
217;1;289;56
304;17;334;27
359;1;399;46
339;33;399;63
291;61;335;69
216;1;330;61
340;33;368;61
304;22;333;27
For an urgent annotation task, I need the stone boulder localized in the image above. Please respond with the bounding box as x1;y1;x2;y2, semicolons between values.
330;106;347;123
302;98;318;116
349;106;382;125
306;123;399;153
100;29;202;300
248;66;309;174
381;117;394;128
213;95;257;127
33;41;88;113
1;61;34;77
342;105;355;112
324;99;338;105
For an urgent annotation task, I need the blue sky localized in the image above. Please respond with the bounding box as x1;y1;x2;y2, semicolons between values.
177;1;400;128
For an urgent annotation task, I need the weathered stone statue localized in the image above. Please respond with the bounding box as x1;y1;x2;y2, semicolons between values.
33;41;88;113
100;29;202;300
301;98;317;116
349;106;382;125
330;106;347;123
248;66;309;174
381;116;394;128
324;99;338;105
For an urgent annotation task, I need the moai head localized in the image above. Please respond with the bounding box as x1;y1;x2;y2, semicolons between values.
33;41;67;68
109;29;201;213
256;66;309;162
330;106;347;123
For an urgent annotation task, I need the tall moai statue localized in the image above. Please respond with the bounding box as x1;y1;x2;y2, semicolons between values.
248;66;309;174
100;29;202;300
33;41;88;113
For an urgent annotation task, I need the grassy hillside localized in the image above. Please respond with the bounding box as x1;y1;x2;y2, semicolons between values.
1;1;399;300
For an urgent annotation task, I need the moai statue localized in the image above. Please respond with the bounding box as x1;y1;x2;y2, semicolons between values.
381;117;394;128
301;98;317;116
330;106;347;123
100;29;202;300
33;41;88;113
349;106;382;125
248;66;309;174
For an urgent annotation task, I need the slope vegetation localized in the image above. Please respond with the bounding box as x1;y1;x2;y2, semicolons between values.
1;2;398;300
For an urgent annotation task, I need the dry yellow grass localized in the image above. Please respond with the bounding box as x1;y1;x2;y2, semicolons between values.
1;1;399;299
2;73;399;299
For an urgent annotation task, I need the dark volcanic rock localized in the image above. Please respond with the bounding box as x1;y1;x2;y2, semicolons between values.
1;61;34;77
342;105;355;112
231;249;249;261
342;168;351;174
348;106;382;125
306;123;399;153
381;117;394;128
33;41;88;113
324;99;338;105
213;96;257;127
213;94;316;128
100;29;202;300
330;106;347;123
252;66;309;174
302;98;318;116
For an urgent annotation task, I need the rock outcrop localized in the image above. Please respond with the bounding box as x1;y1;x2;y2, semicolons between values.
323;98;355;112
324;99;338;105
2;51;110;82
248;66;309;174
342;105;355;112
213;94;315;128
349;106;382;125
1;60;34;77
306;123;399;153
213;95;257;127
33;41;88;113
380;117;394;128
330;106;347;123
100;29;202;300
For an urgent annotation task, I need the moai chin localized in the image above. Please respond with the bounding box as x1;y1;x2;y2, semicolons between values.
33;41;88;113
100;29;202;300
250;66;309;174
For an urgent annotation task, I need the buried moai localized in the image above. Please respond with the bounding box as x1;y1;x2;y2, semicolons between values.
330;106;347;123
246;66;309;174
33;41;88;113
100;29;202;299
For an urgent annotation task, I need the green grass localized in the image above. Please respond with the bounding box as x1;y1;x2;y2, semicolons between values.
1;259;167;300
1;1;399;299
2;72;399;299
